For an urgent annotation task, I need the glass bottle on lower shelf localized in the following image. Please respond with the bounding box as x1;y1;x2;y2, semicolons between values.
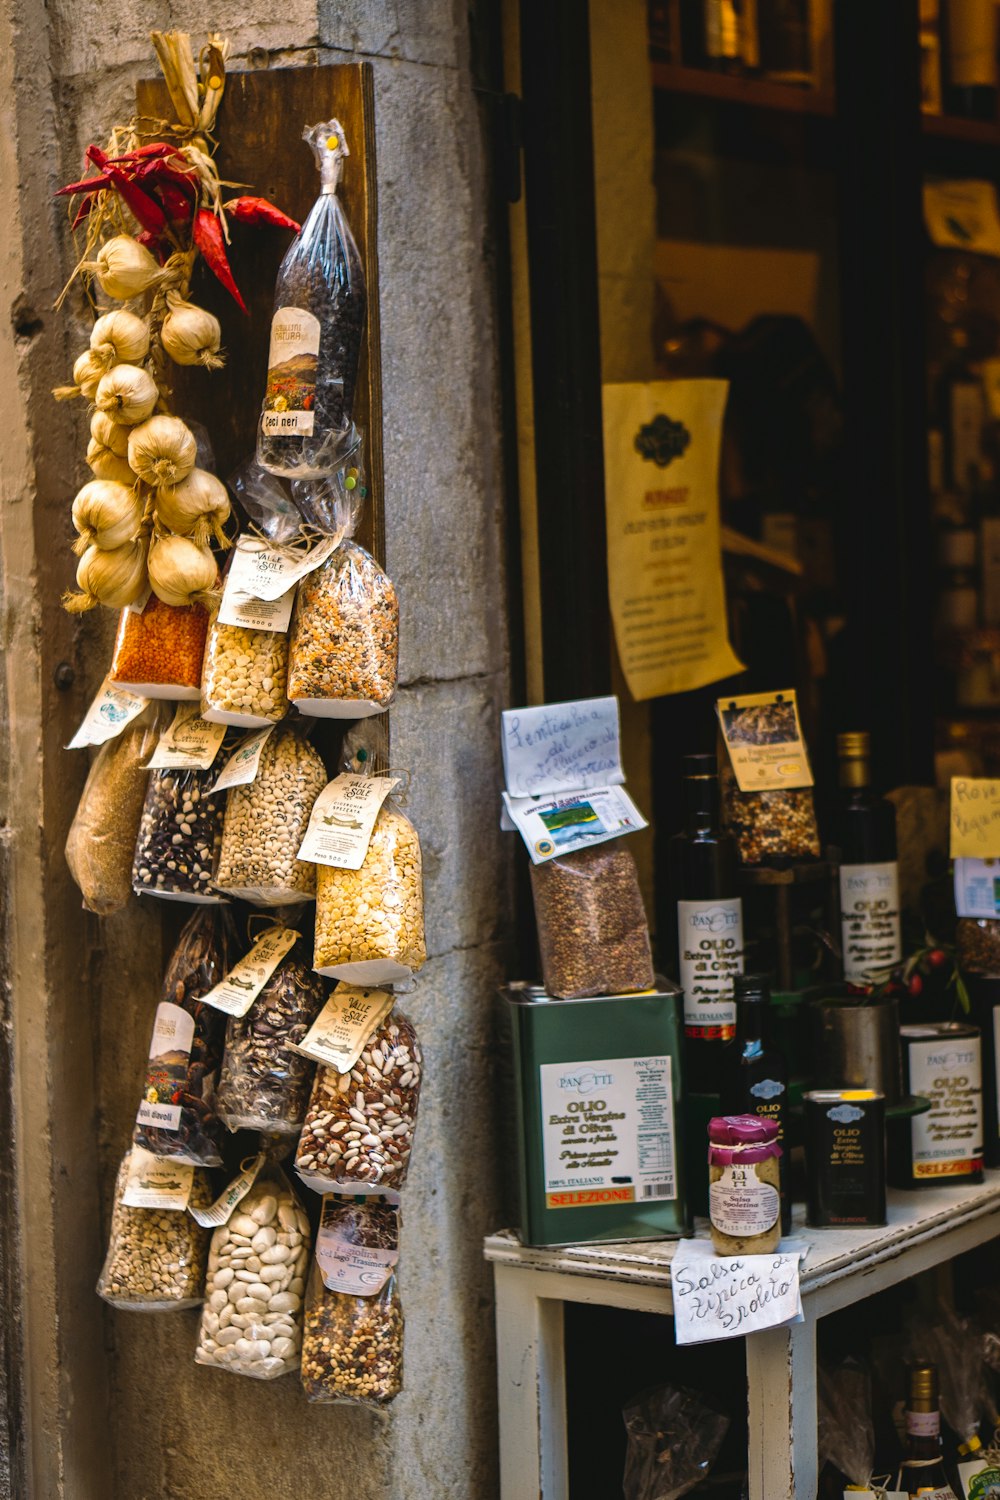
897;1363;959;1498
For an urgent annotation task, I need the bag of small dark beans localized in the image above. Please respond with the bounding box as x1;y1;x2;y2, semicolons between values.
132;768;227;903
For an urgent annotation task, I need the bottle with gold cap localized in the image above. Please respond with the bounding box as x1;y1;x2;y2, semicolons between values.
898;1362;959;1498
837;731;903;985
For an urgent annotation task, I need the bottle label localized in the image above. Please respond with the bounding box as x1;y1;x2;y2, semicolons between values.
261;307;320;435
906;1409;941;1439
678;898;744;1039
906;1032;984;1178
709;1164;779;1237
840;861;902;981
539;1055;676;1208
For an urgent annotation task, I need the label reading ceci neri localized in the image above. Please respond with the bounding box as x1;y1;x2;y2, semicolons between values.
262;307;320;435
906;1031;984;1178
839;861;902;982
678;898;744;1039
539;1055;676;1209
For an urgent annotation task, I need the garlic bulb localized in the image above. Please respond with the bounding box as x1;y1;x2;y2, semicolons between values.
147;533;217;608
90;410;130;459
161;299;224;369
84;235;164;301
71;479;143;554
63;536;148;613
156;467;231;547
127;415;197;488
73;350;104;397
90;309;150;371
85;438;136;488
94;365;158;425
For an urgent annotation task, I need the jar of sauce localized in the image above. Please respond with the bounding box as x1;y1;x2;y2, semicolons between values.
708;1115;782;1254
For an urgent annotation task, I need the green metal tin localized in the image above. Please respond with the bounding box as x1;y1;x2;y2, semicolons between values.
502;981;690;1247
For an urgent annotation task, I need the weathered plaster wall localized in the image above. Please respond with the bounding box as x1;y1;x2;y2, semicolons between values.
0;2;509;1496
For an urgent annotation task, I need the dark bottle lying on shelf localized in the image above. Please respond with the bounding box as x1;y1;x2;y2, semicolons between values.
721;973;791;1232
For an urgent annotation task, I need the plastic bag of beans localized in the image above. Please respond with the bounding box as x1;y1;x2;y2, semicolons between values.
109;593;211;701
133;908;235;1166
287;541;398;719
214;725;327;906
529;844;654;1000
716;690;821;866
301;1197;403;1406
97;1149;212;1312
65;706;162;916
132;767;227;903
201;607;291;729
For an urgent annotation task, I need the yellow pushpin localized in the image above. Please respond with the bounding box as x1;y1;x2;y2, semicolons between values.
327;134;339;150
208;74;223;89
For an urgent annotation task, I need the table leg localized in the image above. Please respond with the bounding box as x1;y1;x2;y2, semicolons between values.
494;1263;569;1500
746;1315;817;1500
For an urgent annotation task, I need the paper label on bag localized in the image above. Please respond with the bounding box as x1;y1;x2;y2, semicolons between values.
297;774;400;869
951;778;1000;858
147;702;227;770
135;1002;195;1133
961;1458;1000;1496
221;534;337;604
316;1220;398;1296
66;676;149;749
217;538;299;628
188;1152;268;1229
262;308;320;436
501;696;624;798
717;689;813;791
128;584;153;616
199;927;300;1017
842;1490;906;1499
121;1145;194;1211
670;1238;804;1345
292;984;395;1072
955;857;1000;916
924;179;1000;257
210;725;275;792
501;784;647;864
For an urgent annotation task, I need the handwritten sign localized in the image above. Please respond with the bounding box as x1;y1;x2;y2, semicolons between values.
669;1238;803;1345
501;696;623;799
950;777;1000;858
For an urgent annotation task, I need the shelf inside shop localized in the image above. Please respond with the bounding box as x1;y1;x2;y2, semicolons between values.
651;61;834;116
485;1169;1000;1311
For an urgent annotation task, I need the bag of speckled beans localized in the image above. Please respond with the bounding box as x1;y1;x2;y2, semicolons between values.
287;540;398;718
195;1168;312;1380
65;706;163;916
213;726;328;905
108;593;210;700
200;601;291;729
301;1197;403;1407
312;794;426;983
529;844;655;1000
132;767;227;902
97;1150;213;1311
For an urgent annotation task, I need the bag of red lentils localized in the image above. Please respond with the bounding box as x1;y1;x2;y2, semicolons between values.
109;592;210;701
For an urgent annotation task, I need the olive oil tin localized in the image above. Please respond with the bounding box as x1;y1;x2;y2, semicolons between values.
803;1090;886;1227
893;1022;984;1187
501;981;689;1247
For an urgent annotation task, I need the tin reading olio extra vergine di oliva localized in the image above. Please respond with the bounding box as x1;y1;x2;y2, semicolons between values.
803;1090;886;1228
707;1115;782;1256
892;1023;984;1188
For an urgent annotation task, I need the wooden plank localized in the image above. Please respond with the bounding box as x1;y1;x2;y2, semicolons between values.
746;1317;817;1500
137;62;383;564
494;1264;569;1500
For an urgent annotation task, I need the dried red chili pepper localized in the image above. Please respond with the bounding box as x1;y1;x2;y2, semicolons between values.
135;158;198;192
193;208;247;313
105;142;179;164
56;172;114;198
155;182;195;222
224;195;300;233
86;145;167;236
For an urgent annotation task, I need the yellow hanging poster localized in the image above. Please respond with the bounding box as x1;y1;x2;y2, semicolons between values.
602;379;744;701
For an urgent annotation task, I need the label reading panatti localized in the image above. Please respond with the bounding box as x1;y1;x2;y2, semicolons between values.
539;1054;676;1209
839;861;902;981
678;897;744;1038
905;1030;984;1178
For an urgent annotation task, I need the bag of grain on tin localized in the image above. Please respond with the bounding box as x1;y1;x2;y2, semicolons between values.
295;1006;422;1195
529;843;654;1000
287;540;398;719
214;724;327;905
301;1196;403;1406
109;592;211;701
97;1147;213;1312
216;935;327;1135
716;689;821;866
195;1166;312;1380
133;908;235;1167
65;704;163;916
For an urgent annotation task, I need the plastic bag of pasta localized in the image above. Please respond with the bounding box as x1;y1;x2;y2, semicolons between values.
65;706;161;915
97;1147;213;1312
301;1196;403;1406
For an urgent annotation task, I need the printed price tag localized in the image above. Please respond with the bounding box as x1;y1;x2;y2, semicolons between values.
210;725;275;792
669;1238;804;1345
292;984;395;1073
501;696;624;799
226;534;338;603
297;774;399;870
66;676;149;749
121;1145;194;1211
951;778;1000;858
147;702;227;770
501;783;647;864
199;927;300;1017
716;690;813;792
188;1152;268;1229
218;538;297;631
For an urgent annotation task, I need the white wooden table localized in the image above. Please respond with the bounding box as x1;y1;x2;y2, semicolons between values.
485;1173;1000;1500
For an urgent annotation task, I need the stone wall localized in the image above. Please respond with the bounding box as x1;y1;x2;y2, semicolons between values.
0;2;509;1495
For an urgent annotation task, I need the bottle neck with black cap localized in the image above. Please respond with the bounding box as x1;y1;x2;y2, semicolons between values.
837;732;902;986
